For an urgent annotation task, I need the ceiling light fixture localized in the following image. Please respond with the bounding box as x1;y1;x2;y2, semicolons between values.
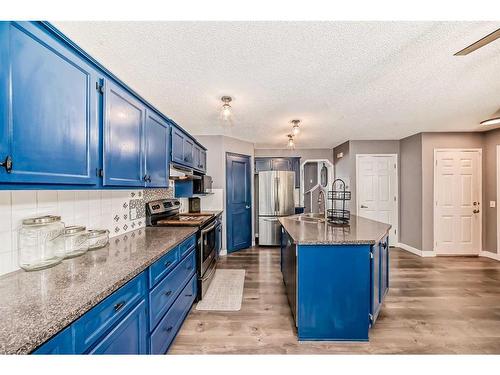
220;96;233;125
287;134;295;149
291;119;301;136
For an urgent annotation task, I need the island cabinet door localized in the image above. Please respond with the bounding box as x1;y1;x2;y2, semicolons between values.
0;22;99;185
370;242;382;325
297;244;371;341
102;80;146;187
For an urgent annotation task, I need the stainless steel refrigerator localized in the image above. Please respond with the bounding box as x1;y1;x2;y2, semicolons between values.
258;170;295;245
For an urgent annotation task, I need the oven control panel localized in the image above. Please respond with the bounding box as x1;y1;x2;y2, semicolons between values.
147;199;181;215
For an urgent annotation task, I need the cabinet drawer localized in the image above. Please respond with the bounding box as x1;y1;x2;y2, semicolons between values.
73;272;147;353
149;249;196;329
179;235;196;259
149;246;180;288
150;275;197;354
88;299;148;355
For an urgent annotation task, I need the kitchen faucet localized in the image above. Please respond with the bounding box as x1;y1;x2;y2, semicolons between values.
318;189;326;217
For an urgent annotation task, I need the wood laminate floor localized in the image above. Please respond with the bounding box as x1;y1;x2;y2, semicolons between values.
169;247;500;354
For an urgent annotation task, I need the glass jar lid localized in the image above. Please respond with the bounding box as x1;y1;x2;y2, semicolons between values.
87;229;109;238
64;225;87;235
22;215;62;226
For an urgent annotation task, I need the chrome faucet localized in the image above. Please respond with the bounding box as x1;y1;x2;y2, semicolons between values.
318;189;326;217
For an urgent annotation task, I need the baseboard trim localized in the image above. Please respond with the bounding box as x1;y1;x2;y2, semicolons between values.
480;251;500;261
396;243;436;257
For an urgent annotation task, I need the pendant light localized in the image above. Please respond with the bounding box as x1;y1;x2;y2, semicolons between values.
291;119;301;136
480;108;500;126
287;134;295;149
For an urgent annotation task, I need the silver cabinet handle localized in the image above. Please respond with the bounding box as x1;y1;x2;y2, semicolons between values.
361;205;368;208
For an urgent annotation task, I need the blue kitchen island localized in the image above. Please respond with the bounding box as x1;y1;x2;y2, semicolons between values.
279;214;391;341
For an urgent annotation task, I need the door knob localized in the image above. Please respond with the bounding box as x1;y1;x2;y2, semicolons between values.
0;155;13;173
245;205;251;209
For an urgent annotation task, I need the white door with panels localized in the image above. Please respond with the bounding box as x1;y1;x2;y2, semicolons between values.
434;149;482;255
356;154;398;244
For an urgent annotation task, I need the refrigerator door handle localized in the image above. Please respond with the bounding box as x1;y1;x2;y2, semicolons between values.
274;177;279;215
277;176;280;214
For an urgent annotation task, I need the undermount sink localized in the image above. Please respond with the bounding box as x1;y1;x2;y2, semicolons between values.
291;213;326;223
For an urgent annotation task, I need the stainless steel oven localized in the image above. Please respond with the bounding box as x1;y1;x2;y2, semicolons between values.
198;215;221;298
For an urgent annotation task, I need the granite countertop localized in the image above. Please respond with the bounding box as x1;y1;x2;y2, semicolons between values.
279;214;391;245
0;226;197;355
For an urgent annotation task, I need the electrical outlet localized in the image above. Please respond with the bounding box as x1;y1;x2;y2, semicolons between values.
490;201;496;208
130;208;137;220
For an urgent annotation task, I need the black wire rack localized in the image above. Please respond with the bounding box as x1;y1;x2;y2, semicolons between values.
326;178;351;224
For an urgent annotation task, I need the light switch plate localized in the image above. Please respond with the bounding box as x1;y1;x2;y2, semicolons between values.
490;201;496;208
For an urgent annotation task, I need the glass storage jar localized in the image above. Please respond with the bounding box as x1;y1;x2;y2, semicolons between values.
63;226;89;258
18;215;65;271
87;229;110;250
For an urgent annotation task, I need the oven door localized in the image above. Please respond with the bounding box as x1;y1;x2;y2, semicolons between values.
200;221;217;276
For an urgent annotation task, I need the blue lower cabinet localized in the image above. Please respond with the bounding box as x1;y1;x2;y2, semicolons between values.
149;246;181;288
88;299;148;355
150;275;197;354
73;272;147;353
33;326;75;354
149;249;196;329
371;241;381;325
380;236;389;299
297;244;371;341
179;235;197;259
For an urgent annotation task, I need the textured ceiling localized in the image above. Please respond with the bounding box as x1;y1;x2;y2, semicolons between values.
52;21;500;148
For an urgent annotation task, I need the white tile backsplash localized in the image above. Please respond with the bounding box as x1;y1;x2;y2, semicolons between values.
0;188;154;277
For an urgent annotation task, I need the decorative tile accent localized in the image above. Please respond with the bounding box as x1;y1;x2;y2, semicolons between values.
143;187;174;203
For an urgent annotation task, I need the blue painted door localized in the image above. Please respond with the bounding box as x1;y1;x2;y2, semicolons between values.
226;152;252;252
145;110;170;188
171;127;185;165
103;80;145;187
0;22;99;185
193;145;201;171
88;299;148;354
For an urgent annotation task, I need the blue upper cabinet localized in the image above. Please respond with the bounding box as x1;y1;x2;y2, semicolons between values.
183;137;194;166
171;127;185;166
0;22;99;185
145;111;170;188
102;80;145;187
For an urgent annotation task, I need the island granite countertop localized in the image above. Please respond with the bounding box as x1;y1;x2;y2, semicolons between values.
279;214;391;245
0;226;197;355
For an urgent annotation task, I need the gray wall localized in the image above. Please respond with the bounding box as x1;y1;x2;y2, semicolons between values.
254;148;334;164
420;132;484;252
333;141;350;182
483;128;500;253
399;134;423;249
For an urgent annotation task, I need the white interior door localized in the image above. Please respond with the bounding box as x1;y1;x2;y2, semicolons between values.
356;154;398;244
434;150;481;255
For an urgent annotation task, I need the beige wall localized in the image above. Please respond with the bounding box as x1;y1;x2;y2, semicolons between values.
399;133;423;249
